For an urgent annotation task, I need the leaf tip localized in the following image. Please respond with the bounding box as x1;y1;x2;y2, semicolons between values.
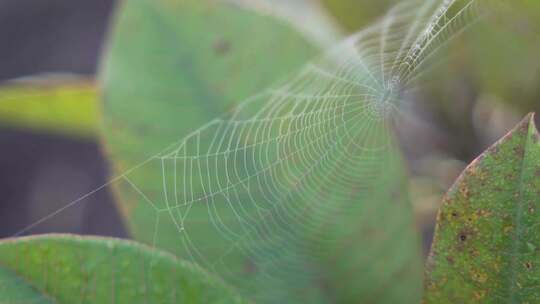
520;112;540;143
527;111;539;133
524;111;535;124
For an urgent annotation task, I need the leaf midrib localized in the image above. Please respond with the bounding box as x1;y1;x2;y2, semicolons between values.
507;119;533;303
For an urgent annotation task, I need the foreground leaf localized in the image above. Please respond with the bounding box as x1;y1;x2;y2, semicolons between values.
0;81;97;139
0;267;52;304
0;234;246;304
424;113;540;303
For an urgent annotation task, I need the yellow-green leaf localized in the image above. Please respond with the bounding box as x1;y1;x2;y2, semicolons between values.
0;81;98;139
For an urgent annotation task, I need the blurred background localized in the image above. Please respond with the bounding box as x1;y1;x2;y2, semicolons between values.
1;0;539;254
0;0;125;237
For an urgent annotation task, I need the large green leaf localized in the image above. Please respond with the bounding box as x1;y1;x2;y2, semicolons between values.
100;0;318;262
0;267;52;304
424;113;540;303
310;148;423;303
0;81;97;139
100;0;424;302
0;234;246;303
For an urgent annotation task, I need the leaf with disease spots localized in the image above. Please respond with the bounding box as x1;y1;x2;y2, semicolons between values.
0;234;246;304
424;113;540;303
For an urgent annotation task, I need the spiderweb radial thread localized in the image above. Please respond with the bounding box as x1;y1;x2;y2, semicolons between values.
111;0;491;302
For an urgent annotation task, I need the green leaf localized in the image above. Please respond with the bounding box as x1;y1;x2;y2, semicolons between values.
424;113;540;303
311;149;424;303
0;81;98;139
320;0;395;32
100;0;424;302
0;234;246;304
101;0;318;259
0;267;53;304
240;0;343;46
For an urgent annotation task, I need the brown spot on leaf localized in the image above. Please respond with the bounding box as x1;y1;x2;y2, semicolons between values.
457;228;471;247
456;228;475;251
533;133;539;143
471;270;488;283
213;38;231;56
244;259;257;274
459;185;469;199
514;146;525;158
468;249;479;257
476;209;492;217
525;261;533;270
474;290;486;300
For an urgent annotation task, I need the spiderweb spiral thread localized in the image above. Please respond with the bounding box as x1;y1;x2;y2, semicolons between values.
12;0;495;302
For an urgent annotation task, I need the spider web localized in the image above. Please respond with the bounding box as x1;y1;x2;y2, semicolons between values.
10;0;494;302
